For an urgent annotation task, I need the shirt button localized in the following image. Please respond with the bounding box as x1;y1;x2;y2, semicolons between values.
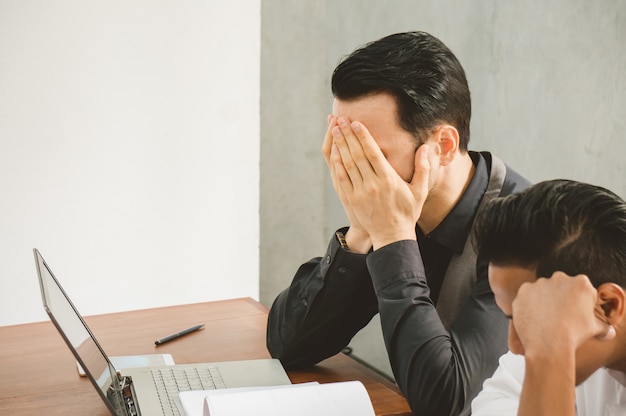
325;255;331;264
301;298;308;306
338;266;347;274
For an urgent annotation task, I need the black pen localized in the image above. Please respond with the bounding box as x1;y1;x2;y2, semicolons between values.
155;324;205;346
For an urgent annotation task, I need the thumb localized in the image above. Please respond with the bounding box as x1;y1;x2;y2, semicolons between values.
410;144;430;195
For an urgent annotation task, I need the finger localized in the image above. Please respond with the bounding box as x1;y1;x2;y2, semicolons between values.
410;144;430;190
330;142;354;193
322;117;352;206
322;116;337;167
346;120;389;177
332;122;365;186
405;144;430;217
336;118;377;178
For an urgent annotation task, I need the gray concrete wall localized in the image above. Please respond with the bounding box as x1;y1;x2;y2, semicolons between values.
260;1;626;378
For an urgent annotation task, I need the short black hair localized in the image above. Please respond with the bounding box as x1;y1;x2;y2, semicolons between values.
331;31;471;149
473;179;626;288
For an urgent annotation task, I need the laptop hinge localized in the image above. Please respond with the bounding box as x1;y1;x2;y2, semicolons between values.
116;372;141;416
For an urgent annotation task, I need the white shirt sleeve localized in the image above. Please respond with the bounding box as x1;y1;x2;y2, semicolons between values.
471;351;526;415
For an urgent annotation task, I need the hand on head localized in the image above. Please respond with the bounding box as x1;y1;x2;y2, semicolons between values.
324;115;430;250
322;115;372;251
511;272;615;357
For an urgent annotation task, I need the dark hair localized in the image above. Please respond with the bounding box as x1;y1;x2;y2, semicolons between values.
331;31;471;149
473;179;626;288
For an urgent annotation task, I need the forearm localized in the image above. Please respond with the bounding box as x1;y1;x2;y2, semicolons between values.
518;350;576;416
368;240;508;416
266;233;377;369
378;288;465;415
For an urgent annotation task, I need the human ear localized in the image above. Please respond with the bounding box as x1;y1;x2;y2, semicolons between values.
433;125;459;166
596;283;626;325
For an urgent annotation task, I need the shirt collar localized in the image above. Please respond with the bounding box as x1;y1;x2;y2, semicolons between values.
421;151;489;254
607;368;626;388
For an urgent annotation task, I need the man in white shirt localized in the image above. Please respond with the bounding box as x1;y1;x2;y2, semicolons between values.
469;179;626;416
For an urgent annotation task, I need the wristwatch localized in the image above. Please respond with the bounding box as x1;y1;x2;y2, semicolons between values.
335;231;349;251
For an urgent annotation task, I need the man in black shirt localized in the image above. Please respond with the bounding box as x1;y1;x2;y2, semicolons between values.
266;31;530;416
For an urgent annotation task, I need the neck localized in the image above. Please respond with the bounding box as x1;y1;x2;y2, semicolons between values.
610;332;626;375
418;152;475;234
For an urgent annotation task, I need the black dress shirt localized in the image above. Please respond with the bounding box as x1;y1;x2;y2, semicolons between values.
266;151;530;416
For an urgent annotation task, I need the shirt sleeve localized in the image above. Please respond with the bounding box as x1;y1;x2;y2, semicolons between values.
471;351;525;415
266;229;378;369
367;239;509;416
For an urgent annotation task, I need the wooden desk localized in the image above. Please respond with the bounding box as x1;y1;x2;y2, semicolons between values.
0;297;410;416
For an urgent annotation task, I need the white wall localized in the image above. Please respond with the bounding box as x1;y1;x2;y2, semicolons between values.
0;1;261;325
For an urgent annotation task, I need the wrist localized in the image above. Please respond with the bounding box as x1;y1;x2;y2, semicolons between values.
371;230;417;251
524;344;575;367
520;348;576;415
344;228;371;254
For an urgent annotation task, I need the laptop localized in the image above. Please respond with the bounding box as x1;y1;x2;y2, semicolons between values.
33;248;291;416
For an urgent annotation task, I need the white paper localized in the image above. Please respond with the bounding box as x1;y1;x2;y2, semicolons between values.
181;381;375;416
179;383;315;416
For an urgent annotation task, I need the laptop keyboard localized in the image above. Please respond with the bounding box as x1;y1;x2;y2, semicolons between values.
151;366;227;416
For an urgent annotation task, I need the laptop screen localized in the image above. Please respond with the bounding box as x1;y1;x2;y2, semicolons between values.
34;249;126;415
